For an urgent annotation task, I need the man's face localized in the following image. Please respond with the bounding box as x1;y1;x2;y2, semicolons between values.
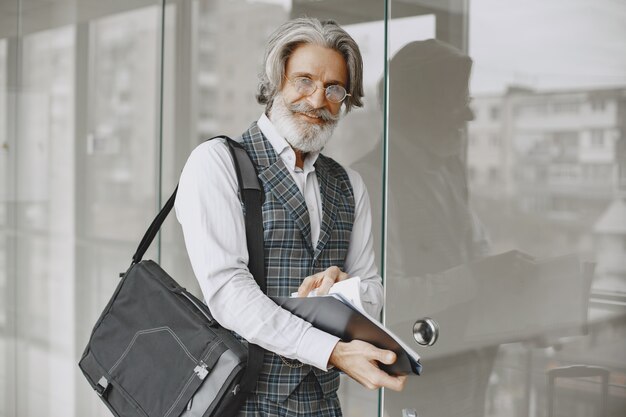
270;43;348;153
282;43;347;118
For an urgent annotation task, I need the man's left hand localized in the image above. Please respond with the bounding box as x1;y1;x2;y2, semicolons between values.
297;266;348;297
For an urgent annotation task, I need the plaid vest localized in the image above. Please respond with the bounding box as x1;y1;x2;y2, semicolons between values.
239;122;355;402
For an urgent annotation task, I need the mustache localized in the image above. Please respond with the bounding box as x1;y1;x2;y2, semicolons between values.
288;102;340;123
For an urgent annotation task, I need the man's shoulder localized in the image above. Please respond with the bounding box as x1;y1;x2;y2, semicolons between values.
183;137;241;177
193;136;227;151
189;136;243;160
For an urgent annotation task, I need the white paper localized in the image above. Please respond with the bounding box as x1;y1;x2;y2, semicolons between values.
291;277;421;363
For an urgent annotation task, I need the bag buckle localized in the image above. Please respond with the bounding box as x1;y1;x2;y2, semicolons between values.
95;376;110;397
193;362;209;380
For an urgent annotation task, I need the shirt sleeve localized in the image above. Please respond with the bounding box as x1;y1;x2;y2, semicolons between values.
174;140;339;371
343;167;384;320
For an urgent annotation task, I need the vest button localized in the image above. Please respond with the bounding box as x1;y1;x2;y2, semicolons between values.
313;259;319;267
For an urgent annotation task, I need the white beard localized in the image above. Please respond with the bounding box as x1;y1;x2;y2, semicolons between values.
270;94;340;153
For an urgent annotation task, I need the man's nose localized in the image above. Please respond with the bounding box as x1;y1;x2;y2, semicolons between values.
306;85;327;109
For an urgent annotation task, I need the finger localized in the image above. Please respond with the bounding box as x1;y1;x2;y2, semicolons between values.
297;276;317;297
309;270;325;279
327;266;341;277
369;367;405;391
316;275;336;295
370;349;396;365
329;268;348;284
384;375;408;392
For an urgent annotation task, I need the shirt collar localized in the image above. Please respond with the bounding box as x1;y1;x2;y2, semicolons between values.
257;113;320;172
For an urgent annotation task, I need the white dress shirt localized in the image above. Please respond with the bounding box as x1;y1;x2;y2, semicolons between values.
175;113;383;371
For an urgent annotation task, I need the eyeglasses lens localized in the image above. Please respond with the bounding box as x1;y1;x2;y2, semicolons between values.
325;85;346;103
293;77;347;103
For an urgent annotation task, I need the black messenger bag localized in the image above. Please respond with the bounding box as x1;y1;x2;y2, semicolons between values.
79;136;266;417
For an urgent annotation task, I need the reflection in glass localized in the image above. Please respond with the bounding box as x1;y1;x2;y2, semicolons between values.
329;18;387;417
16;24;76;417
380;2;626;417
369;38;502;417
87;7;160;241
0;38;6;225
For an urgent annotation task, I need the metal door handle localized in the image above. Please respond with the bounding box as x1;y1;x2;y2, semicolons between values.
413;317;439;346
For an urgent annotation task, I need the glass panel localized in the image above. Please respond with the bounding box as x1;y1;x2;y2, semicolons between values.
85;7;161;241
16;25;76;417
383;1;626;417
3;1;164;416
325;16;386;417
74;6;163;416
0;38;8;335
0;18;17;417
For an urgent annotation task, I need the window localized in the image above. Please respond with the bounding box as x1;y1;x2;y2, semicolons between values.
590;99;606;112
590;129;605;147
490;106;500;120
553;101;580;113
488;167;499;181
515;102;547;116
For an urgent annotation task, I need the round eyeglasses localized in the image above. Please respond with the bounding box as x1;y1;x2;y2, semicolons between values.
285;76;351;103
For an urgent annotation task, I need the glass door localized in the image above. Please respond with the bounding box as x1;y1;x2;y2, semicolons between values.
381;1;626;417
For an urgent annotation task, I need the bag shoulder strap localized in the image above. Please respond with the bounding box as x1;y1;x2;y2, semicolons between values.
225;138;266;293
131;135;265;291
223;137;266;395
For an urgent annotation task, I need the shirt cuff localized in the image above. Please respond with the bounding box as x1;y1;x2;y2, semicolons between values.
296;326;340;371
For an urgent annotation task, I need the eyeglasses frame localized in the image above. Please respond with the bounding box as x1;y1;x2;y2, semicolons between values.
284;75;352;104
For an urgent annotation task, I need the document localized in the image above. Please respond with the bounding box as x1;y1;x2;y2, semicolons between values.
278;277;422;376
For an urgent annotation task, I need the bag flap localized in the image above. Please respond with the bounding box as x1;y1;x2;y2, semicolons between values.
83;261;231;416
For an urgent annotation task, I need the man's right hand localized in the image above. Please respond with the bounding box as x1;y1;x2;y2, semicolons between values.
328;340;408;391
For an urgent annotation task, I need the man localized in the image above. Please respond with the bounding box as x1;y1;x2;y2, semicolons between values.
175;18;406;416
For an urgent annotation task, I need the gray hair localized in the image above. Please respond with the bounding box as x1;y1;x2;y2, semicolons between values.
257;17;364;113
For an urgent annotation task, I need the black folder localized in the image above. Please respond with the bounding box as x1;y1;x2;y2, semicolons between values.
272;296;422;376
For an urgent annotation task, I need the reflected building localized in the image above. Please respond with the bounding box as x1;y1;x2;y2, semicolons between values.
468;86;626;293
196;0;288;140
469;86;626;221
593;105;626;296
468;86;626;258
594;197;626;294
87;8;161;240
